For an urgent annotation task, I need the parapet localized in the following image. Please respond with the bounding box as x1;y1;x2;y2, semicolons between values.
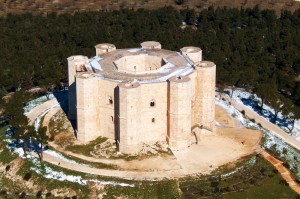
168;75;191;83
180;46;202;63
67;55;89;63
195;61;216;68
118;81;140;89
114;54;165;74
95;43;116;56
140;41;162;49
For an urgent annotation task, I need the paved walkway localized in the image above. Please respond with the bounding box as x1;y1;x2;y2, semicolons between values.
257;148;300;194
224;95;300;151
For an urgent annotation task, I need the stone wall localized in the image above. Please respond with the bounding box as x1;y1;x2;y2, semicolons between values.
76;73;100;143
139;82;168;144
168;76;193;150
68;43;216;154
67;55;88;120
195;61;216;131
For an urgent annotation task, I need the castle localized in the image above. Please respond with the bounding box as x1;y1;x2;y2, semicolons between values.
67;41;216;154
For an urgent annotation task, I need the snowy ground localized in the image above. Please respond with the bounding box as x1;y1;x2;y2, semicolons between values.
217;98;300;177
24;94;55;113
225;89;300;138
5;143;134;187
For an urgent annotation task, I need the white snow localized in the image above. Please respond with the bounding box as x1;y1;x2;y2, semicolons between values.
221;157;256;178
216;96;300;177
127;48;141;53
139;66;194;83
226;89;300;136
44;150;88;166
34;103;60;132
88;56;103;71
24;94;55;113
7;142;135;187
156;62;175;74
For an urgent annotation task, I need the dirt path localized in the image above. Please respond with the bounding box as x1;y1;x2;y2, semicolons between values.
257;148;300;194
26;97;261;180
224;95;300;151
26;98;60;125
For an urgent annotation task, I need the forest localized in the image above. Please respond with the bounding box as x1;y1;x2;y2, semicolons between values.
1;6;300;122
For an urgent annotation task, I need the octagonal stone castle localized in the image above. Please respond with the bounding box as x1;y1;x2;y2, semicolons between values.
67;41;216;154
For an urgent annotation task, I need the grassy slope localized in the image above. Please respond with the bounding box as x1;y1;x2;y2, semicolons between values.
0;126;299;198
180;155;299;199
224;174;298;199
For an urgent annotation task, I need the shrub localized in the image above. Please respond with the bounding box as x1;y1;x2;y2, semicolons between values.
5;165;10;172
36;191;42;198
250;178;256;184
211;181;219;187
279;179;289;186
23;172;32;181
46;192;52;198
282;148;288;154
19;192;26;198
0;190;7;195
50;135;55;142
282;162;290;169
249;118;255;123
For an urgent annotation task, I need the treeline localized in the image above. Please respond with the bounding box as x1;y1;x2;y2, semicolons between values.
1;7;300;115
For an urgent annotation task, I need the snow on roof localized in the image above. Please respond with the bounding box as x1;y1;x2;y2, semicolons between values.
87;56;103;71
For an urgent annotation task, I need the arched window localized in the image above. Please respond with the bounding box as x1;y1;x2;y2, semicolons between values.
109;97;113;104
152;118;155;123
150;100;155;107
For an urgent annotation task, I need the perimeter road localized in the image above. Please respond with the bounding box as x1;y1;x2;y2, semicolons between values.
224;95;300;152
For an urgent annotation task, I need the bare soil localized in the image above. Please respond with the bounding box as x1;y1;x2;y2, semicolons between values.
38;102;262;179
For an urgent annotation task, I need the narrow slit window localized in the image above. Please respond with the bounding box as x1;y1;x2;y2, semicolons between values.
109;97;113;104
152;118;155;123
111;116;114;122
150;100;155;107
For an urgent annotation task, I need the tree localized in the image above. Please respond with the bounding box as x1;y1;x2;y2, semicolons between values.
254;83;275;113
35;126;49;161
267;93;284;123
4;90;33;156
282;99;300;134
175;0;184;5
